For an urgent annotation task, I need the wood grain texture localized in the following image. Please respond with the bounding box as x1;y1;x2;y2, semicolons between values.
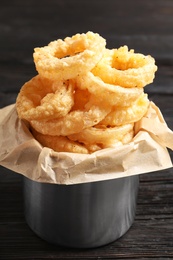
0;0;173;259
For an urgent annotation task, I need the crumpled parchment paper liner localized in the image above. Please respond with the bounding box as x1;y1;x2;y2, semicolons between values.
0;102;172;185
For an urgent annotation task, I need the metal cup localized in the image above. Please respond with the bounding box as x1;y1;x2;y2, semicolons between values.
23;175;139;248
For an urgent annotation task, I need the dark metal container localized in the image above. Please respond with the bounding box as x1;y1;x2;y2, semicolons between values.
23;175;139;248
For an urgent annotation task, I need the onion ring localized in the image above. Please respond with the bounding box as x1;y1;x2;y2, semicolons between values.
92;46;157;88
16;75;74;121
68;123;134;147
99;93;149;126
33;31;106;81
30;97;112;136
76;71;143;106
31;128;89;154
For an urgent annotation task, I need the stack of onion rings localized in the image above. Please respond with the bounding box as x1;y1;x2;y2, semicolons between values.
16;31;157;154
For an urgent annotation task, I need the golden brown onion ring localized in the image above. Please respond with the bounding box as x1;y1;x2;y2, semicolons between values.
30;97;112;136
31;128;89;154
33;31;106;81
99;93;149;126
92;46;157;88
76;71;143;106
68;123;134;147
16;75;74;121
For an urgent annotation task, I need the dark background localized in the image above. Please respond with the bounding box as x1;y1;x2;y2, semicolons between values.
0;0;173;259
1;0;173;97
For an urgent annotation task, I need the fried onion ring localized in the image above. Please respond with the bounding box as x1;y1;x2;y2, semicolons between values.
16;75;74;121
92;46;157;88
68;123;134;147
99;93;149;126
30;97;111;136
76;71;143;106
31;128;89;154
33;31;106;81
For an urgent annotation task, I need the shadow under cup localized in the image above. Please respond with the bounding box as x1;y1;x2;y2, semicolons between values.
23;174;139;248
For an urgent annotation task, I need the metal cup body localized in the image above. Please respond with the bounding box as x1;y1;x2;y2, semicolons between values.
23;175;139;248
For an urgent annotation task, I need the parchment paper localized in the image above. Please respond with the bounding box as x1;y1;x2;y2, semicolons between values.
0;102;172;185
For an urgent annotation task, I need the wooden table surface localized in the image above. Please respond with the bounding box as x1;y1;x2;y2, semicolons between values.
0;0;173;259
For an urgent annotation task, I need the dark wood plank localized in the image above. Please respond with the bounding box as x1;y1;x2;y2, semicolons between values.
1;168;173;259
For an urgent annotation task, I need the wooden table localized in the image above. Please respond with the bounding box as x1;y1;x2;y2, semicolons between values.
0;0;173;259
